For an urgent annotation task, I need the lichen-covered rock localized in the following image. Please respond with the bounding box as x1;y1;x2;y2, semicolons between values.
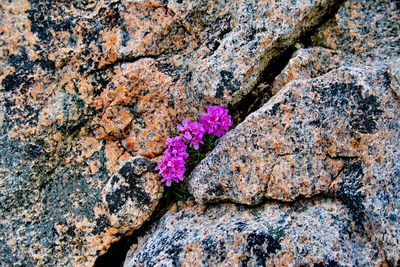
0;153;161;267
124;0;399;265
101;156;162;235
268;47;347;96
189;63;400;263
175;0;340;104
388;58;400;97
124;200;385;266
311;0;400;62
0;0;346;265
190;63;398;203
175;0;343;106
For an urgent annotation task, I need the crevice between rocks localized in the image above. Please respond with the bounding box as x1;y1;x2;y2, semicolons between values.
95;1;348;265
231;0;346;123
94;193;175;267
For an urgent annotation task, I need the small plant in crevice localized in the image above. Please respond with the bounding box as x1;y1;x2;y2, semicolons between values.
156;106;233;203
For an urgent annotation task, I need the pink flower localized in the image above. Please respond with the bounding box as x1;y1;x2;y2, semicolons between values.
155;156;186;187
198;105;232;137
177;119;205;150
164;137;188;159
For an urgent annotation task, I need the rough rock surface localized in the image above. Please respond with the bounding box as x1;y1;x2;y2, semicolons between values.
0;0;345;265
189;64;400;263
388;58;400;97
187;1;400;263
190;64;399;203
311;0;400;62
101;156;162;239
263;0;400;101
175;0;343;105
268;47;347;96
122;0;400;266
124;200;385;266
1;0;399;266
0;153;162;266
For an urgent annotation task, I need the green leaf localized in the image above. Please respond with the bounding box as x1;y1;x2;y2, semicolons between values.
173;187;188;194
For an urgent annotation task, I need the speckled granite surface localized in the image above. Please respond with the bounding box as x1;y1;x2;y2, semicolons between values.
185;0;400;264
124;200;386;266
189;63;400;263
1;0;399;266
311;0;399;62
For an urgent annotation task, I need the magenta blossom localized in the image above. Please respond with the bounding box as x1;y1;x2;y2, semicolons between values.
198;105;232;137
155;156;186;187
177;119;205;150
164;137;188;159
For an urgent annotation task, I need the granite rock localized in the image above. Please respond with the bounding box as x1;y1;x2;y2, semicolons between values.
124;0;399;265
101;156;162;236
0;152;162;266
189;61;400;263
388;58;400;97
124;200;385;266
190;64;398;201
0;0;398;266
268;47;347;96
176;0;344;106
0;0;346;265
311;0;400;62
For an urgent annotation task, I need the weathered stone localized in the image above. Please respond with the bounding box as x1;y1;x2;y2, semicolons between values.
0;153;161;266
190;64;397;202
189;63;400;263
101;157;162;232
2;0;398;265
311;0;400;62
124;200;385;266
268;47;347;96
388;58;400;97
92;59;185;157
179;0;343;106
0;0;346;264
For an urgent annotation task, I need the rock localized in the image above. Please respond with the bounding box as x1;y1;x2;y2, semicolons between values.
311;0;400;62
190;63;398;202
124;0;400;265
189;63;400;263
101;156;162;235
388;58;400;97
124;200;385;266
268;47;347;96
180;0;344;106
1;0;398;265
92;58;185;157
0;0;346;265
0;152;162;266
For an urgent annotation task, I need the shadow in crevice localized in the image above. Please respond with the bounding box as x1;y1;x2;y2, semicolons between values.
94;197;173;267
230;0;346;123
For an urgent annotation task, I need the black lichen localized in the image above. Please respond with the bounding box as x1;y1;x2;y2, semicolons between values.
246;231;281;266
216;70;241;98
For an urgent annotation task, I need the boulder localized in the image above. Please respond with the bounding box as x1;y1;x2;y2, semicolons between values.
124;200;385;266
0;0;345;264
311;0;400;62
189;63;400;263
0;152;162;266
126;0;400;265
2;0;399;265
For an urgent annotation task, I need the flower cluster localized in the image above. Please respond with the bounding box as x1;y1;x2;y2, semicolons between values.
177;119;205;150
155;137;187;186
199;105;232;137
156;105;232;187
